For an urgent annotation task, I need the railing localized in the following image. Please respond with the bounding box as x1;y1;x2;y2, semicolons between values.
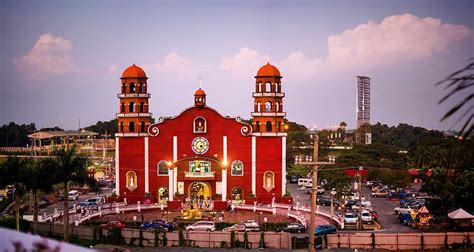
117;93;151;98
297;206;345;229
116;112;152;117
252;92;285;97
250;112;287;117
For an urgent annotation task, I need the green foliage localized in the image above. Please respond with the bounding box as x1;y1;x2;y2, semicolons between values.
260;222;288;232
259;232;266;248
85;119;118;137
319;169;351;192
287;164;310;177
0;217;30;232
220;241;228;248
243;231;250;249
0;122;36;147
367;168;411;188
108;227;124;245
178;230;185;247
336;143;407;168
230;230;236;248
371;232;375;249
214;222;235;231
138;229;144;247
291;236;309;249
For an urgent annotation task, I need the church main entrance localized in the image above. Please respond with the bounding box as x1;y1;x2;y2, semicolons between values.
188;181;211;202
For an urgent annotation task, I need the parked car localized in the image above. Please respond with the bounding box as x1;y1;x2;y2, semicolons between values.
68;190;80;201
371;189;390;197
223;224;246;232
317;196;340;207
277;223;306;233
0;194;6;202
38;198;52;209
314;224;337;235
398;212;413;226
140;220;174;231
240;220;260;231
360;210;372;222
344;212;358;224
100;220;125;230
289;176;299;184
388;191;410;199
185;221;216;232
394;205;416;215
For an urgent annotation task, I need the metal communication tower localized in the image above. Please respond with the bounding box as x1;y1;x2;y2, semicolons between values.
356;76;370;128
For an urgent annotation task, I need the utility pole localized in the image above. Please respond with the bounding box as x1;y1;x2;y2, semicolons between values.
298;134;334;252
309;134;319;252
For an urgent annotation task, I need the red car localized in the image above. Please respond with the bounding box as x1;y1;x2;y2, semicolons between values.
100;220;125;229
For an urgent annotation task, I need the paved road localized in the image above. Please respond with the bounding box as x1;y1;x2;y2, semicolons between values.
287;182;420;232
38;187;113;217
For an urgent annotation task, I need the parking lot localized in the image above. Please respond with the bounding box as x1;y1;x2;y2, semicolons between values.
287;182;420;233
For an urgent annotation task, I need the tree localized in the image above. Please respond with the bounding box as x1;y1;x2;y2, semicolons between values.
319;169;351;193
436;58;473;138
0;156;32;231
0;122;36;147
50;146;88;241
85;119;118;137
26;158;56;234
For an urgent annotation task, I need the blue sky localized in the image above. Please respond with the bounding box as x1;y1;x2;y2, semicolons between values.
1;0;473;131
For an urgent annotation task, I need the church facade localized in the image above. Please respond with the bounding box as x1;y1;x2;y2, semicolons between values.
115;63;289;208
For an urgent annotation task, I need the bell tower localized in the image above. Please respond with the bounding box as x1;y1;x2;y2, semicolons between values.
252;63;286;136
116;64;152;137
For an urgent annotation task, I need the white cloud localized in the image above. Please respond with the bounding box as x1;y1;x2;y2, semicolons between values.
220;47;272;77
143;52;193;79
13;33;82;80
326;13;473;69
220;14;473;83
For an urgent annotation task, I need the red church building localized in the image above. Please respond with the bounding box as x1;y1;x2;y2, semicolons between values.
115;63;289;209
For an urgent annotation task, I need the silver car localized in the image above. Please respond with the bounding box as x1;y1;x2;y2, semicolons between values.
185;221;216;232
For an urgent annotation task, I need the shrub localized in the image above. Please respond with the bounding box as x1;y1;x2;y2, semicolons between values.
259;232;265;248
0;217;30;232
179;230;185;247
108;227;124;245
230;231;236;248
243;231;249;249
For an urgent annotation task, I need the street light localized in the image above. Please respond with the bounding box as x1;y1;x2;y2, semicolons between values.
330;189;337;222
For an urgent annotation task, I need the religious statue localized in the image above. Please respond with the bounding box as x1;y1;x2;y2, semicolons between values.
129;173;135;187
263;171;274;192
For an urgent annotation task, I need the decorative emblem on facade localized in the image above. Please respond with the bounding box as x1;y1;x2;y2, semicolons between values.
236;117;253;136
191;137;209;154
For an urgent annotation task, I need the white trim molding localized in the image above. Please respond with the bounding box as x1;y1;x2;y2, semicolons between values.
252;136;256;195
168;170;174;201
223;136;227;164
144;137;149;193
173;136;178;162
115;137;120;196
282;136;287;196
173;168;177;194
222;168;227;201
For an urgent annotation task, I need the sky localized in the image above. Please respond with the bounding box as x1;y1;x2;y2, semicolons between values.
1;0;473;131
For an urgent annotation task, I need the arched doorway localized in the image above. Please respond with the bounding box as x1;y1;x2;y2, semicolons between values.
188;181;211;203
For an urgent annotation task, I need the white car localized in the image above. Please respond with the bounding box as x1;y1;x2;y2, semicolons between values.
185;221;216;232
394;205;416;215
344;212;358;224
240;220;260;231
361;210;372;222
68;190;80;201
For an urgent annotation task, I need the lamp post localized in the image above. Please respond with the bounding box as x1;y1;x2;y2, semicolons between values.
330;189;337;222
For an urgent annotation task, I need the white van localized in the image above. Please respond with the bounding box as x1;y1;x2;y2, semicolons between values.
68;190;80;201
298;178;312;187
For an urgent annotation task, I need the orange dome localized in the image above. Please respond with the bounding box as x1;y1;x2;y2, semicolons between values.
195;88;206;95
256;62;281;77
121;64;147;78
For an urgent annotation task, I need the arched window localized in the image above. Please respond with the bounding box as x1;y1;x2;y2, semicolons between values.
140;102;144;113
265;82;271;92
265;101;272;112
193;117;207;133
140;121;145;132
277;83;281;93
129;122;135;132
120;122;124;132
231;186;244;201
265;121;272;132
275;102;280;112
130;83;135;93
255;121;260;132
129;102;135;112
277;121;281;132
257;102;262;112
125;171;137;191
122;83;126;93
121;102;125;113
157;160;169;176
139;83;143;93
231;160;244;176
